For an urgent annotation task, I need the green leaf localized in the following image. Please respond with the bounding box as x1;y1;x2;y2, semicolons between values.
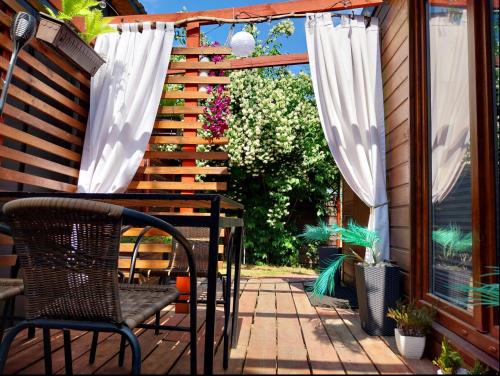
80;9;115;44
312;254;350;297
298;221;333;243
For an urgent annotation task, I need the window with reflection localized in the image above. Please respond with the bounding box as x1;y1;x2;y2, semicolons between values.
427;3;473;310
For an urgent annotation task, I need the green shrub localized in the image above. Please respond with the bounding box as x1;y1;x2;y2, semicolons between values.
386;301;436;336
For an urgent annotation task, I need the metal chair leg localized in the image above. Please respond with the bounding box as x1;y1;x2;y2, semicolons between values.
119;327;141;375
0;321;30;374
155;312;160;335
0;298;12;342
63;330;73;375
89;331;99;364
42;327;52;375
27;325;35;339
118;335;126;367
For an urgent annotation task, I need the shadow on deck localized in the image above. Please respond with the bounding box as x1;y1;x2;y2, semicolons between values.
2;277;437;374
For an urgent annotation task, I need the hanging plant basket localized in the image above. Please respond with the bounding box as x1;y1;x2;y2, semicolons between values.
36;13;105;76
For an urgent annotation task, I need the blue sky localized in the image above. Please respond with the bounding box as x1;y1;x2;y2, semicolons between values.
140;1;368;73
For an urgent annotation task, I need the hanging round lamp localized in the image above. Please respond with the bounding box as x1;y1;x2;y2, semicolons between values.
230;30;255;57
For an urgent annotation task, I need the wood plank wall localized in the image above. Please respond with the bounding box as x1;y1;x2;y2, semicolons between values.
342;0;411;294
128;46;231;195
0;0;90;192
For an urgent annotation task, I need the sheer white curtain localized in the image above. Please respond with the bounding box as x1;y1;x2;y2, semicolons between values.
306;14;388;263
78;22;175;193
429;13;470;204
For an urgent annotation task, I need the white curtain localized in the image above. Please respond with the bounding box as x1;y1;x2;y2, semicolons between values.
429;12;470;204
78;22;175;193
305;14;389;263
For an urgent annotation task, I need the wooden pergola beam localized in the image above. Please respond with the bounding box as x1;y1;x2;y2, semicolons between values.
230;53;309;69
105;0;382;25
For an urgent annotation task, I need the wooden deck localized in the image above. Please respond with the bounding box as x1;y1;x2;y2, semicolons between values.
3;277;437;375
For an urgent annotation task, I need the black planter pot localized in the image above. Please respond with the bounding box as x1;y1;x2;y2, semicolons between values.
355;263;401;336
318;246;342;295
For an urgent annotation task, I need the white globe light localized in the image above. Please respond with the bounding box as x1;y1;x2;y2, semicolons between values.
230;31;255;58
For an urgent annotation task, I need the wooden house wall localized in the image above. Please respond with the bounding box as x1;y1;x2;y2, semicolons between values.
341;0;412;294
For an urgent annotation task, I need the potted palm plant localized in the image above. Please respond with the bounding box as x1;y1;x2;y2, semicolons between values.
387;301;436;359
299;221;342;294
36;0;115;75
312;220;401;335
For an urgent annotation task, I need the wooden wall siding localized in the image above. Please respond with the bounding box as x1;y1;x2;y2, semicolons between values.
378;0;411;295
0;0;89;192
341;0;411;293
128;45;231;194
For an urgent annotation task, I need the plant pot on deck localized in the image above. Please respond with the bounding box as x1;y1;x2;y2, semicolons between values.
318;246;342;295
355;263;400;336
394;329;426;359
36;13;105;76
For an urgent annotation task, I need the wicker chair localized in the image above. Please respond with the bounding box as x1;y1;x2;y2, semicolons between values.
0;197;197;375
0;224;24;342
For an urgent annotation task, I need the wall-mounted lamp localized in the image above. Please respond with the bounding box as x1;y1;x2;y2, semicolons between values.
0;12;37;116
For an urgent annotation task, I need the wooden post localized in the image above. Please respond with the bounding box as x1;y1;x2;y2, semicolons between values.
177;22;200;313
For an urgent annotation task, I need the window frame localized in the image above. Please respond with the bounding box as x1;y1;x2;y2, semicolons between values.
410;0;499;360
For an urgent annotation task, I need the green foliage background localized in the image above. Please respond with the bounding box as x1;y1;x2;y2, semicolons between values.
225;21;340;265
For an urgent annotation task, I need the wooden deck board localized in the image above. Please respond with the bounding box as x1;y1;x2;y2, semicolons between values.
290;283;345;375
4;277;435;375
276;282;310;375
335;308;411;375
243;281;277;374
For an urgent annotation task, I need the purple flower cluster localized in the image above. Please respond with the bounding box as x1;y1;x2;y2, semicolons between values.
201;42;230;139
202;85;230;139
210;41;225;64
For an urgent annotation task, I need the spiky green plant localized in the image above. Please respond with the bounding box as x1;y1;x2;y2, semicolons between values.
468;360;489;375
312;220;376;297
448;266;499;307
80;9;115;44
45;0;115;45
432;224;472;258
387;300;436;336
299;221;334;244
433;338;462;374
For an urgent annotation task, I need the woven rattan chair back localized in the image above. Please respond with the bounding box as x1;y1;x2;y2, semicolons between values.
2;197;124;323
170;227;209;277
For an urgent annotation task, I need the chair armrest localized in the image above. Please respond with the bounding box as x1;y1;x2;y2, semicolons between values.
122;209;197;304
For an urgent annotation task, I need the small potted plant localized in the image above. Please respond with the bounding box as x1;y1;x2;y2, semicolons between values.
36;0;115;75
387;301;436;359
299;221;342;295
433;338;467;375
467;360;489;375
311;220;401;335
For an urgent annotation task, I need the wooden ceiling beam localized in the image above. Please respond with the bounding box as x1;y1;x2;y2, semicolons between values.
105;0;382;25
230;53;309;69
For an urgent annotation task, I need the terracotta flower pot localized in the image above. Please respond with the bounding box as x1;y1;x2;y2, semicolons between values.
394;329;426;359
36;13;105;76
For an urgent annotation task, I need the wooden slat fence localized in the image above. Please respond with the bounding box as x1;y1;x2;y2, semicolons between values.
0;0;89;192
129;44;231;194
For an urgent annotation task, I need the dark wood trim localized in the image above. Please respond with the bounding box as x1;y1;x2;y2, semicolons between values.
409;0;499;364
408;0;429;302
467;0;498;333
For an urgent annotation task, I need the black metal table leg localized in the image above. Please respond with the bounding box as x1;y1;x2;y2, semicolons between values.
222;231;234;370
204;197;221;375
231;226;243;347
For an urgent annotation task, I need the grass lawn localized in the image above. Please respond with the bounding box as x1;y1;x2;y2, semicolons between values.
239;264;317;278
